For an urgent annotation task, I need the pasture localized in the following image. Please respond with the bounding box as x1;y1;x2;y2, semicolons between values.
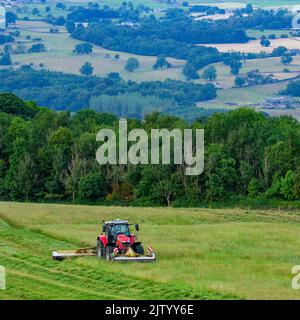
201;38;300;54
0;202;300;299
199;56;300;89
199;81;289;108
8;22;300;89
190;1;300;9
7;21;186;83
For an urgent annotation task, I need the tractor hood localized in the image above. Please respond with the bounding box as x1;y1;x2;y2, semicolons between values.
117;234;131;243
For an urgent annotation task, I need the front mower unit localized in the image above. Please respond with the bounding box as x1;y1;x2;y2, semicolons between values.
112;253;156;262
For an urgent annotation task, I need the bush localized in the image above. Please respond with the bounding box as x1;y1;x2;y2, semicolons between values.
78;173;106;200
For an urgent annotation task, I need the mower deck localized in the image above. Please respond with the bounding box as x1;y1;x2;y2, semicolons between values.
52;248;156;262
52;247;96;260
112;253;156;262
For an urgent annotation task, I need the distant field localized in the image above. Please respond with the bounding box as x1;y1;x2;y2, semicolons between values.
9;22;299;89
193;13;233;21
199;56;300;89
201;38;300;54
191;1;300;8
199;81;288;109
246;29;293;39
6;21;186;83
9;0;174;20
261;109;300;121
189;2;246;9
6;21;300;117
1;202;300;300
198;55;300;117
3;17;300;120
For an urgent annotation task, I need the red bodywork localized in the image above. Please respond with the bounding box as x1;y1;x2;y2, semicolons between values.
116;234;130;249
99;234;107;247
130;234;135;245
98;233;135;248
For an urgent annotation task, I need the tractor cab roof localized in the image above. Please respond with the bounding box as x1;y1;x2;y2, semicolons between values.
105;219;129;225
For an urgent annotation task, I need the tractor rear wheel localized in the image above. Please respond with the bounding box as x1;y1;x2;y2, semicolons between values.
134;245;144;255
105;246;114;261
97;240;105;259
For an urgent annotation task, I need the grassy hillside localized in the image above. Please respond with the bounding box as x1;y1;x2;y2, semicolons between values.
1;202;300;300
201;38;300;54
199;81;288;108
8;21;300;89
8;0;175;21
2;21;185;83
198;56;300;89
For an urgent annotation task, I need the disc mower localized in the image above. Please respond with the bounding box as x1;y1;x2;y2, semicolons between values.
52;219;156;262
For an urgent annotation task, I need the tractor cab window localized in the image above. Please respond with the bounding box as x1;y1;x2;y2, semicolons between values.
108;224;130;237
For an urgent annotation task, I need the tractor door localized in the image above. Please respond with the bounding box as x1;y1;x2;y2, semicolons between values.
106;225;116;243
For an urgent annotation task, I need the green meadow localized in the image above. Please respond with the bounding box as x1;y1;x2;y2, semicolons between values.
1;202;300;300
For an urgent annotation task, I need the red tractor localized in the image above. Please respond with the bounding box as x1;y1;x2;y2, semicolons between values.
52;219;155;262
96;219;155;262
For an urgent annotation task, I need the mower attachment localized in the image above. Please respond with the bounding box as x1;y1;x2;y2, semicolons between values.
52;247;96;261
52;248;156;262
112;253;156;262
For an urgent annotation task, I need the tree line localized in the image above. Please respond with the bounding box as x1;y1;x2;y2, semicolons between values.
281;81;300;97
1;94;300;207
0;68;217;120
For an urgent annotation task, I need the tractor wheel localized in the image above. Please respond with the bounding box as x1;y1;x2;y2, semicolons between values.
105;246;114;261
134;245;144;255
97;241;105;259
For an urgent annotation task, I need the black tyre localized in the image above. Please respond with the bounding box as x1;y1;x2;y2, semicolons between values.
105;246;114;261
134;245;144;255
97;240;105;259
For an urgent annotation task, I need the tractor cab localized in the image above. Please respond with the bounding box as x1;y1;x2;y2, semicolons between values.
103;220;129;242
104;221;130;240
102;220;139;241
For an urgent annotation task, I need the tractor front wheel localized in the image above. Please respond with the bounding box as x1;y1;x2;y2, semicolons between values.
134;245;144;255
105;246;114;261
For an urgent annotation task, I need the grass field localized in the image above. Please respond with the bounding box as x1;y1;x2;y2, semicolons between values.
5;21;186;83
198;55;300;116
8;21;299;89
246;29;293;39
193;13;234;21
199;81;288;109
3;9;300;120
1;202;300;300
198;56;300;89
191;1;300;8
201;38;300;54
189;2;246;9
9;0;174;20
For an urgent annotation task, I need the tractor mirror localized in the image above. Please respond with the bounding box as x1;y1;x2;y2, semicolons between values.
102;224;106;233
135;224;139;231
